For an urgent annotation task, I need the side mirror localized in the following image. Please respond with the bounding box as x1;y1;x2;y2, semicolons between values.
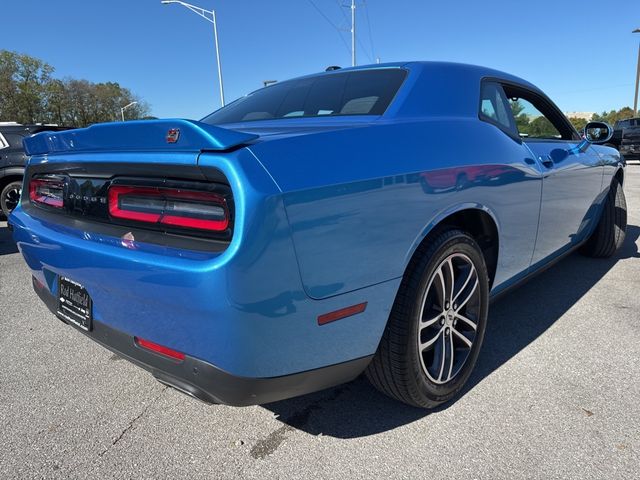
584;121;613;143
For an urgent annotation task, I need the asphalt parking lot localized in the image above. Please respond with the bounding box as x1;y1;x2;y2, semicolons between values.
1;168;639;480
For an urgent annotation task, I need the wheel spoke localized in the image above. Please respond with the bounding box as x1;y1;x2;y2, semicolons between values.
437;333;446;381
444;258;455;305
420;327;443;351
435;268;446;310
454;312;477;331
446;332;455;381
452;263;476;305
421;313;442;328
456;277;478;311
452;328;473;348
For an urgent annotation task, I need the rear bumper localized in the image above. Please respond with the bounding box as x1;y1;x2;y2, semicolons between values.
33;277;372;406
10;198;395;378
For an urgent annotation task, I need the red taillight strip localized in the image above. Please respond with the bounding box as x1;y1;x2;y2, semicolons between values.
108;185;229;232
135;337;185;361
317;302;368;326
160;214;228;231
108;186;162;223
29;178;64;208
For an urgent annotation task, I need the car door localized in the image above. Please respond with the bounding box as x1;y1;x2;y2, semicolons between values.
479;81;543;283
502;84;603;266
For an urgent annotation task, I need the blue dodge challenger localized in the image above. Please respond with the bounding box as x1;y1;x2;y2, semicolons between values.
9;62;627;408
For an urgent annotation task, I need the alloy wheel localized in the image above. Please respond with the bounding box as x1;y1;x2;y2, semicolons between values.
417;253;481;384
2;183;21;214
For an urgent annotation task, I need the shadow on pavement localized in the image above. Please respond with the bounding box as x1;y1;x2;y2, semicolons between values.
262;225;640;439
0;223;18;255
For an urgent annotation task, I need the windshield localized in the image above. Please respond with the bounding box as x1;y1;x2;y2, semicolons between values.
202;68;407;125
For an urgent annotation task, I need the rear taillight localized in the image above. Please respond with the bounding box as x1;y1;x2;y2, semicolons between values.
108;185;229;232
29;178;64;208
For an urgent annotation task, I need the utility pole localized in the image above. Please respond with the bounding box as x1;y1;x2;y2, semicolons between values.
350;0;356;67
634;29;640;116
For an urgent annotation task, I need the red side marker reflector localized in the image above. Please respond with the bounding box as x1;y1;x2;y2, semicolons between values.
135;337;185;361
317;302;368;326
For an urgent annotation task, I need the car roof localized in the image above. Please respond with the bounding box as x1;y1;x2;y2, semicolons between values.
251;61;543;120
285;61;538;91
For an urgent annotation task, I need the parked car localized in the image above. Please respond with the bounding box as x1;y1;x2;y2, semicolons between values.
619;120;640;160
605;117;640;151
8;62;627;408
0;123;71;218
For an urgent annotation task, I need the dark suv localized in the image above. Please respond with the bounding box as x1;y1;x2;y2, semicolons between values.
609;118;640;150
0;123;71;218
616;118;640;161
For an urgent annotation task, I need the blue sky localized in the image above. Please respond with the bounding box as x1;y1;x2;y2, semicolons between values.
1;0;639;119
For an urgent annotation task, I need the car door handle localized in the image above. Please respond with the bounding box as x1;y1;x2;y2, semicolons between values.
539;155;554;168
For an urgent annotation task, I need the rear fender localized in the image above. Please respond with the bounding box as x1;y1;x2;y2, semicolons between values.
403;202;501;269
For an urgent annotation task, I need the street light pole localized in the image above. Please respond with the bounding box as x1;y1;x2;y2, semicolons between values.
211;8;225;106
120;101;138;121
633;29;640;116
350;0;356;67
161;0;226;107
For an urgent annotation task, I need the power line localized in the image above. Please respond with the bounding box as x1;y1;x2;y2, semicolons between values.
362;0;377;62
340;0;374;64
335;0;349;23
307;0;376;66
306;0;351;55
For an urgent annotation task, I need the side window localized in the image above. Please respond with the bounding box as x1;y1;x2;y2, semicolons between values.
0;133;9;149
502;85;575;140
479;82;517;136
3;133;25;150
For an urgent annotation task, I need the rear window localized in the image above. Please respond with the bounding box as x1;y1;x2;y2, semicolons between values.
202;69;407;125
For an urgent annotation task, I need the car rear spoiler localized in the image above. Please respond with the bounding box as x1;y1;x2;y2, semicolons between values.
23;119;259;156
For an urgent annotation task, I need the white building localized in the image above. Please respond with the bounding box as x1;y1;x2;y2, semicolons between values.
564;112;595;120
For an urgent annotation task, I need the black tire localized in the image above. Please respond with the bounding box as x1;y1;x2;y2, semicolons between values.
0;180;23;219
580;177;627;258
366;229;489;408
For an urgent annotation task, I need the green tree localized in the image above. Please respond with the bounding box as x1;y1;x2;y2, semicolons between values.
568;117;588;132
509;99;530;134
527;116;559;138
592;107;635;126
0;50;150;126
0;50;53;123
